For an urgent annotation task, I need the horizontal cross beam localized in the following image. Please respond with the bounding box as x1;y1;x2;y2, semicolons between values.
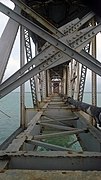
34;128;87;140
26;139;80;152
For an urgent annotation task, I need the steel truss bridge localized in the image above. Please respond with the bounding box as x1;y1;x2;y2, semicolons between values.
0;0;101;179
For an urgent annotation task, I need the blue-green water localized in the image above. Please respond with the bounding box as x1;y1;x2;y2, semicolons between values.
0;92;101;145
0;92;33;144
83;92;101;106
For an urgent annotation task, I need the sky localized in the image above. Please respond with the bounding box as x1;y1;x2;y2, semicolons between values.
0;0;101;92
0;0;35;92
0;0;19;78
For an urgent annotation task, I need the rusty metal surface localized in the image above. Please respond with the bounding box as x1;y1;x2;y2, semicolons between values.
0;170;101;180
0;95;101;170
67;97;101;126
0;150;101;170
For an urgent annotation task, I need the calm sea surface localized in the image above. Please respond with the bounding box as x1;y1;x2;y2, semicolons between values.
0;92;101;145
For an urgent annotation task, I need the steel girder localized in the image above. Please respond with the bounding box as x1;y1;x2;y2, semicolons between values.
0;6;20;83
24;28;37;106
67;97;101;126
0;3;101;98
0;151;101;170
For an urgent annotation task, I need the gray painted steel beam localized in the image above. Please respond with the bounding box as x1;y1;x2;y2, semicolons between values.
0;16;94;89
0;52;64;97
34;128;87;140
40;122;78;131
0;45;57;91
1;151;101;170
40;116;79;122
61;11;95;35
0;24;101;97
0;4;100;97
67;97;101;126
46;26;101;68
0;6;98;82
11;1;94;38
26;140;79;152
0;3;100;75
0;6;20;83
11;0;63;38
5;103;49;152
74;111;101;152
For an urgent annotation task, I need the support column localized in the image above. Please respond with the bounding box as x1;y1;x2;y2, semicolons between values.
41;71;46;100
35;42;41;106
91;19;97;125
75;62;79;100
67;63;71;97
71;60;76;98
65;65;68;95
59;81;62;94
47;70;51;96
63;66;67;95
51;82;54;94
20;25;25;128
35;74;41;105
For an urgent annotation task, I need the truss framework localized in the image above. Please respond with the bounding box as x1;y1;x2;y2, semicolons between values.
0;3;101;98
0;1;101;172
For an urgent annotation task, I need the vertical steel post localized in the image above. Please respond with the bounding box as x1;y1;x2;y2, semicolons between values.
71;60;74;98
75;62;79;99
63;67;66;95
65;65;68;95
20;25;25;128
35;42;41;106
67;64;71;97
47;70;51;96
42;71;46;99
46;70;48;97
59;81;62;94
91;18;97;125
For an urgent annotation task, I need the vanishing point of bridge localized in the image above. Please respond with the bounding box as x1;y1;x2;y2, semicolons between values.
0;0;101;178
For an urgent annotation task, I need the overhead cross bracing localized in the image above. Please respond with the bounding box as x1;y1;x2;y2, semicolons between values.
0;5;101;97
0;0;101;174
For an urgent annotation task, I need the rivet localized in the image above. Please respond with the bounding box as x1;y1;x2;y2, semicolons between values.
92;31;95;34
7;11;10;15
71;53;74;56
64;48;66;51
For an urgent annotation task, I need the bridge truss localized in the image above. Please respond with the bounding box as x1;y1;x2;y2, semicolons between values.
0;0;101;176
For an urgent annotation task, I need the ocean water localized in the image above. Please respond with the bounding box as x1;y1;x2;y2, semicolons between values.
0;92;101;145
0;92;33;144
